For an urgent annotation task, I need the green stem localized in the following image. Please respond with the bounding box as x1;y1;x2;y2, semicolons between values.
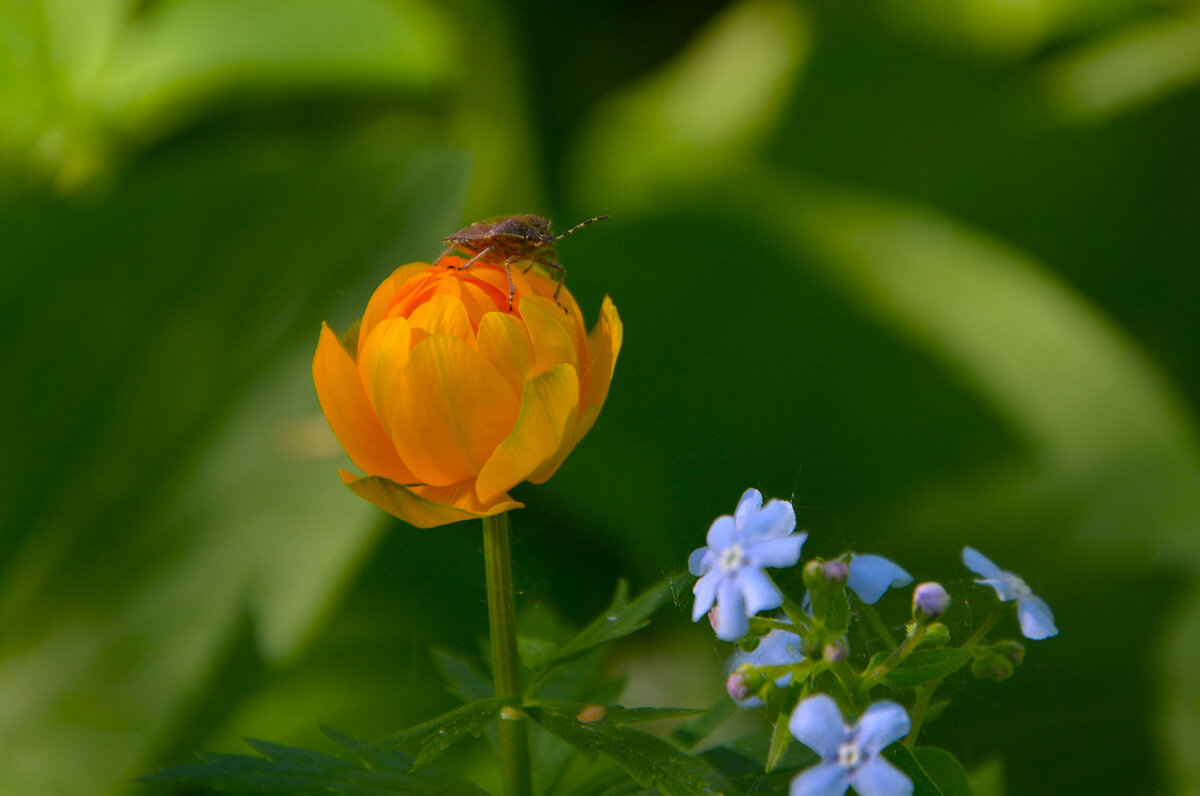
482;513;531;796
903;605;1007;747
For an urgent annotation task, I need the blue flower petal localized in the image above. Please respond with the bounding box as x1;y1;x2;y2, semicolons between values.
738;567;784;615
744;498;797;540
1018;594;1059;640
748;533;807;569
790;760;852;796
706;515;737;549
735;488;763;529
789;694;847;759
688;546;712;576
729;626;804;707
962;546;1004;579
715;578;749;640
847;555;913;605
692;570;720;621
976;576;1020;602
855;701;911;754
852;758;913;796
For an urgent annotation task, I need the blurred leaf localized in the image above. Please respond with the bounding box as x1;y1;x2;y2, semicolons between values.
572;0;810;211
526;705;729;796
97;0;455;135
884;743;945;796
528;701;704;726
143;733;488;795
433;648;495;704
917;747;975;796
868;649;971;689
669;698;736;750
1043;10;1200;124
0;131;468;795
352;697;511;768
531;577;682;687
0;0;457;187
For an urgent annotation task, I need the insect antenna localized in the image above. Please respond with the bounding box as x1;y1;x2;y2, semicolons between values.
553;215;609;242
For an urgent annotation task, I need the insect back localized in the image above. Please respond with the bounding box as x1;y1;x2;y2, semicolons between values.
438;214;608;311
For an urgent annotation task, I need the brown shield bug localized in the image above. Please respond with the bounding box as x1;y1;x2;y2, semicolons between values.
437;214;608;311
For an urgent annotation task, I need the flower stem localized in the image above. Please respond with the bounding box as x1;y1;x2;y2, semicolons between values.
903;605;1007;747
482;512;531;796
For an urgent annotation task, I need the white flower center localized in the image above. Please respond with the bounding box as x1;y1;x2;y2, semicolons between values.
719;544;747;573
837;741;862;769
1007;574;1034;600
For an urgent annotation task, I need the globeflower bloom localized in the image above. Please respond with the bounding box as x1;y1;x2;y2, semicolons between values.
313;257;621;528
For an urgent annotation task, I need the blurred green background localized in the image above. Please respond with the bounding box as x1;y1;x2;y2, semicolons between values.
2;0;1199;793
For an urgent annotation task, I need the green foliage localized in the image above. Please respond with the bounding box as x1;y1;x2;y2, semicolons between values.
869;649;973;689
528;577;683;691
141;732;488;795
525;704;728;796
2;0;1199;793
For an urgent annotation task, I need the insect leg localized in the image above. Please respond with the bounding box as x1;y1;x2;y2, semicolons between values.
535;257;568;313
455;246;493;271
503;256;518;311
436;243;460;265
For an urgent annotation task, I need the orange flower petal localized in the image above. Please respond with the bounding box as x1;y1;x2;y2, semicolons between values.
476;363;580;504
389;334;520;486
359;262;430;355
541;295;623;477
312;323;414;484
407;293;475;345
520;295;579;378
476;311;534;394
339;471;522;528
357;315;412;440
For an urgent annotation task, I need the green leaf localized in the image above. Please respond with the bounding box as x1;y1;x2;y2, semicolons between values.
527;705;729;796
143;734;488;795
0;132;468;796
670;698;736;750
431;648;494;704
532;577;681;684
884;743;945;796
877;649;971;689
350;697;511;768
916;747;975;796
764;680;802;772
529;701;705;726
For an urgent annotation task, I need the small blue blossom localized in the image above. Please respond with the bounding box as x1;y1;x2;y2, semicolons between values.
690;489;807;641
962;547;1058;640
727;621;805;707
847;554;913;605
788;694;913;796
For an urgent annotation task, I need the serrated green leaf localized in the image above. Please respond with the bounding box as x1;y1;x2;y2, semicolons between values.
670;698;736;750
765;680;802;772
880;649;972;689
527;705;729;796
916;747;975;796
885;743;945;796
529;701;705;725
143;735;489;795
532;577;680;685
350;697;510;768
519;637;559;671
432;648;495;704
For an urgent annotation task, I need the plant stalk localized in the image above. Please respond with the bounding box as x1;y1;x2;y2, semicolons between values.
482;512;531;796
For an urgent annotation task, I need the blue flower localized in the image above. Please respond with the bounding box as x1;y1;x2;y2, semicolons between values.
789;694;913;796
690;489;807;641
962;547;1058;640
847;554;913;605
727;621;805;707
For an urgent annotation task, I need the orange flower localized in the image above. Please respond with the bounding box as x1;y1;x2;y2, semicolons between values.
312;258;622;528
